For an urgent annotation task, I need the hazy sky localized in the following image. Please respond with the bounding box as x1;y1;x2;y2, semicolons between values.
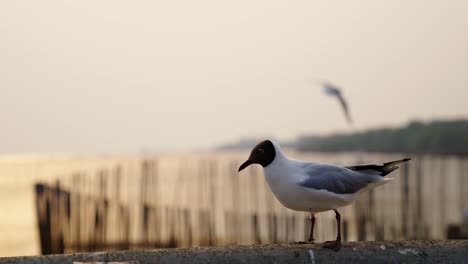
1;1;468;153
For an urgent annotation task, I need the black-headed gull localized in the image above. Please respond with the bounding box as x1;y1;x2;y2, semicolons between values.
238;140;410;251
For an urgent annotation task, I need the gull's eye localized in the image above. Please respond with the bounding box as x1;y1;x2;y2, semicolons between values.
257;148;264;154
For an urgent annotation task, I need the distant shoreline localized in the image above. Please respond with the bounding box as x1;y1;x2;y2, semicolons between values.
218;119;468;156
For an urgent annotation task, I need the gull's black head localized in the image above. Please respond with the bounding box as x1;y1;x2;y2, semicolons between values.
238;140;276;172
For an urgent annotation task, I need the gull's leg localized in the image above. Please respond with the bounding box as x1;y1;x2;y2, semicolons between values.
323;209;342;251
294;211;316;244
308;212;316;242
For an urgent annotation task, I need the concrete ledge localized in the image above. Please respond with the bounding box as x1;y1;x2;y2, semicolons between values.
1;241;467;264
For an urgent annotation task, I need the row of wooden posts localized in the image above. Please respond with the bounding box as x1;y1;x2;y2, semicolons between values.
34;154;468;254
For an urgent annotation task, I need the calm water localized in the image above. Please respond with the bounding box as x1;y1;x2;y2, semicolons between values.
0;151;467;256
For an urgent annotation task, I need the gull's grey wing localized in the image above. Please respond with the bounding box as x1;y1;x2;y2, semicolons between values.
346;158;411;176
337;95;352;124
298;163;379;194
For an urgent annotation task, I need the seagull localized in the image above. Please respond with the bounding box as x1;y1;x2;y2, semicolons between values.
320;81;352;124
238;140;410;251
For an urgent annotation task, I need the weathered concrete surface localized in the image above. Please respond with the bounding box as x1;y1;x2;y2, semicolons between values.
0;241;467;264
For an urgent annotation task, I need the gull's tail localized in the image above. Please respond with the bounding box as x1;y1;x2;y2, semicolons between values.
382;158;412;175
346;158;412;176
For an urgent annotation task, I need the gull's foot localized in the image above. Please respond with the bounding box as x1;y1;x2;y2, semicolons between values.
322;240;342;251
292;240;314;244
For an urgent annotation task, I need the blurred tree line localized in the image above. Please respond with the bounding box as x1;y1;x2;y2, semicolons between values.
296;119;468;155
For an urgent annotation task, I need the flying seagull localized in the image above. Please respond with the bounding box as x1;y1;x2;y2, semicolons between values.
238;140;410;251
320;81;352;124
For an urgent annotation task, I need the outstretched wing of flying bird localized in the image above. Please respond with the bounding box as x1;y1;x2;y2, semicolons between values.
322;82;352;124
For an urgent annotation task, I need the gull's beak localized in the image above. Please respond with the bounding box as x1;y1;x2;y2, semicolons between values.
238;159;253;172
